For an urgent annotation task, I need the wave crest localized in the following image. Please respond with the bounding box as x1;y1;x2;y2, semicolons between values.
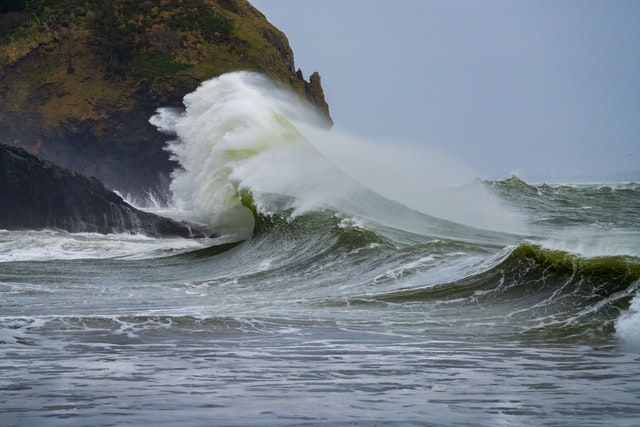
150;71;361;240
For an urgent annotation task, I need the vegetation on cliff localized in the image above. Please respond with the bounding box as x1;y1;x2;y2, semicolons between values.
0;0;331;196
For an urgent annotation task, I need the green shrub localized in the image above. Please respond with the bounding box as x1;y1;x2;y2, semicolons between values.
130;50;190;77
166;5;231;43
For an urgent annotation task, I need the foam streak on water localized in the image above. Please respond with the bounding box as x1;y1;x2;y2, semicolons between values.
0;229;207;262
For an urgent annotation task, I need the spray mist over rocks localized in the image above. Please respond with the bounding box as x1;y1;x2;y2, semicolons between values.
151;71;525;239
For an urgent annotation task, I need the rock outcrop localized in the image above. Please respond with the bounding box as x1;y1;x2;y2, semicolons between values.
0;0;331;199
300;70;332;125
0;143;214;237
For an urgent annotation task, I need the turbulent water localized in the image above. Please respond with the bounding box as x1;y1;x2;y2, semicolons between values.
2;72;639;426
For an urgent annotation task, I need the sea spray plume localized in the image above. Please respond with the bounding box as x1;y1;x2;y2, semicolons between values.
616;292;640;351
151;71;525;240
298;125;527;234
150;71;351;240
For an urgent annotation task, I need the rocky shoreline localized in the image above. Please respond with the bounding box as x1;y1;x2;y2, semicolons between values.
0;144;214;238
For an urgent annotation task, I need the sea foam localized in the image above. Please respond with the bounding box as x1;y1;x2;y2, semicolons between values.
0;229;205;262
615;291;640;351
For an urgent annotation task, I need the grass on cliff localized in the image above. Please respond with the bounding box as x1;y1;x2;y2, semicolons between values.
0;0;310;132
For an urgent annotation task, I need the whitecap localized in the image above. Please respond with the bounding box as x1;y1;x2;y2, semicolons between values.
615;291;640;351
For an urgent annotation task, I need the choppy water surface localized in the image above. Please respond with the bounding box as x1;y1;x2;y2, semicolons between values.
2;73;639;426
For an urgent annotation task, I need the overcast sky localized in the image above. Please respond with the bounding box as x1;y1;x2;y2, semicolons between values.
249;0;639;181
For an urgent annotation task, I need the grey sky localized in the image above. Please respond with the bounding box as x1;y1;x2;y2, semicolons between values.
249;0;639;181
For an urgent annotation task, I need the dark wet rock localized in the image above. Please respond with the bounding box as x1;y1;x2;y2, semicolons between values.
0;144;214;238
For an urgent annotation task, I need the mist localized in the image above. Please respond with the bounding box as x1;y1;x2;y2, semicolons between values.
301;126;526;233
151;71;525;237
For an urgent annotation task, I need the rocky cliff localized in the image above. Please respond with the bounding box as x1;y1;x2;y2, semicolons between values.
0;0;331;199
0;143;215;236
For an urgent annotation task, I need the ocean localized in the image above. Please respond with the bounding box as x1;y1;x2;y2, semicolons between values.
1;72;639;426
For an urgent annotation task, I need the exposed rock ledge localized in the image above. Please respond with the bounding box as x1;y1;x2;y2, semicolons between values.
0;144;214;238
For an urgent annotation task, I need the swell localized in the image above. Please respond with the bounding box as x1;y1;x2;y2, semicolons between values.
487;175;640;229
178;201;639;328
329;241;640;340
360;243;639;300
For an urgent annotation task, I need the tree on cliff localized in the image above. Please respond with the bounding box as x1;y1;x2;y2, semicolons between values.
90;0;139;73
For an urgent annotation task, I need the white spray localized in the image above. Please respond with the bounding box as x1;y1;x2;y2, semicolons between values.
300;125;525;233
150;72;357;240
150;71;524;239
616;291;640;351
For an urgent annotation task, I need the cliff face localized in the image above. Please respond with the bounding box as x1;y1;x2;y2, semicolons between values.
0;0;331;198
